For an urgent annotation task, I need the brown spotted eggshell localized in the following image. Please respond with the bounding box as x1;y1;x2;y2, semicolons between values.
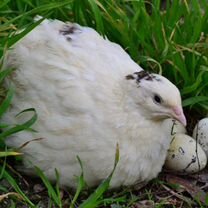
193;118;208;157
165;134;207;174
163;119;187;136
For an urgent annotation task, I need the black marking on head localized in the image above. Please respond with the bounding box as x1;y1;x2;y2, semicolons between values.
134;71;153;82
125;74;135;80
59;24;81;41
60;25;77;35
125;71;162;85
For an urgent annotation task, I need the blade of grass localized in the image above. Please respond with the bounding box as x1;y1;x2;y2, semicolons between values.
0;68;14;84
0;108;37;142
1;0;73;27
0;151;22;157
0;87;14;118
0;167;35;207
35;166;62;207
70;156;86;208
183;96;208;107
6;16;45;49
87;0;104;34
79;144;119;208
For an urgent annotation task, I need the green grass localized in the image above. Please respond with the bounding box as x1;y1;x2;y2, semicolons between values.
0;0;208;207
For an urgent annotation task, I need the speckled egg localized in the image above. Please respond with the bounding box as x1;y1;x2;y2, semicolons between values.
193;118;208;157
165;134;207;174
163;119;187;136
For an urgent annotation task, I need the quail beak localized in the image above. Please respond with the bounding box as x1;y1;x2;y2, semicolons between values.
172;106;187;126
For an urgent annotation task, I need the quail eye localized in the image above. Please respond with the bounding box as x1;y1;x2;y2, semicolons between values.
153;94;162;104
